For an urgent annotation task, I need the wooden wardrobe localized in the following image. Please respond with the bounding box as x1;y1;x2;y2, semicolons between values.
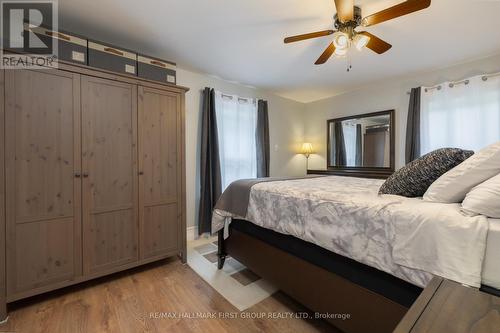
0;62;188;319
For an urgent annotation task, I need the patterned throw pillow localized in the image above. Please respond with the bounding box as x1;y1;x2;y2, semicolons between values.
379;148;474;197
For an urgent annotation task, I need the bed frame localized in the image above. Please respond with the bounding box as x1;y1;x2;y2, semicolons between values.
217;219;422;333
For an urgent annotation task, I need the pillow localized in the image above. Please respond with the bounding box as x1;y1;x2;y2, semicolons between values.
424;141;500;203
462;173;500;218
379;148;473;197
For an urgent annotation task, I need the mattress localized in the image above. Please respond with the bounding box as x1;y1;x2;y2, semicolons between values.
482;218;500;289
233;214;500;291
229;218;423;307
216;176;493;288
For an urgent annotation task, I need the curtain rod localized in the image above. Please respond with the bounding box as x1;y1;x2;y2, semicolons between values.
482;72;500;81
405;70;500;95
220;93;255;103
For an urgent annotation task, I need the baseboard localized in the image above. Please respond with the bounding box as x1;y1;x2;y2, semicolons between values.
187;226;198;241
187;226;212;242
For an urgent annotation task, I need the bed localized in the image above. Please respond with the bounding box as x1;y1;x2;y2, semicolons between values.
212;176;500;332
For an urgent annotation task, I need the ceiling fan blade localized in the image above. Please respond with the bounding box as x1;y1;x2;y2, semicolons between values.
334;0;354;22
358;32;392;54
284;30;334;44
315;43;336;65
362;0;431;27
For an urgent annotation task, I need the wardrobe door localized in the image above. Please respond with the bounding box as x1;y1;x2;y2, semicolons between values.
5;69;82;297
81;76;138;275
138;86;180;260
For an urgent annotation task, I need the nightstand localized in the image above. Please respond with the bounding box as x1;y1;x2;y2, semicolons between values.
394;277;500;333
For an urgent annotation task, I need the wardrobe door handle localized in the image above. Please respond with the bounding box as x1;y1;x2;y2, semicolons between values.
74;172;81;178
45;30;71;41
150;60;166;68
83;172;89;178
138;171;144;175
104;47;123;56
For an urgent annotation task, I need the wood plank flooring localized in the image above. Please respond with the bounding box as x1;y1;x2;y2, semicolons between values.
0;258;337;333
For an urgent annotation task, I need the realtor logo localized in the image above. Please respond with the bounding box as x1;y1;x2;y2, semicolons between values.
1;0;58;69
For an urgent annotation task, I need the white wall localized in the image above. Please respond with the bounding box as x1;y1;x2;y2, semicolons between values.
180;53;500;231
176;68;306;229
304;54;500;170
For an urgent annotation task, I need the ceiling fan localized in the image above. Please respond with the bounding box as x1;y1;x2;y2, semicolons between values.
284;0;431;66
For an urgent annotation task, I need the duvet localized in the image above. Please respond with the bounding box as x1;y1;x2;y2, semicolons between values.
212;176;489;288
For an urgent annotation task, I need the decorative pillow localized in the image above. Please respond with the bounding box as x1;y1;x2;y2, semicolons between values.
379;148;474;197
424;141;500;203
461;173;500;218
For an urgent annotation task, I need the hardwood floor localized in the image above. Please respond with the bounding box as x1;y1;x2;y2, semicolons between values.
0;258;337;333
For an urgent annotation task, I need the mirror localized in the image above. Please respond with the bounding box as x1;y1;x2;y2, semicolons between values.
327;110;395;171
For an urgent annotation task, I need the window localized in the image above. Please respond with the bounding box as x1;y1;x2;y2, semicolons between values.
342;122;358;166
215;92;257;190
420;74;500;154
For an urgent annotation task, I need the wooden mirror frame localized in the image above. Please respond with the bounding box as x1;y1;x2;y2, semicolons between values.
325;110;395;179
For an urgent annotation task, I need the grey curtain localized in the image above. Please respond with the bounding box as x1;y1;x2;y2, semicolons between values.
405;87;421;164
256;100;270;177
198;88;222;235
355;124;362;166
334;122;347;166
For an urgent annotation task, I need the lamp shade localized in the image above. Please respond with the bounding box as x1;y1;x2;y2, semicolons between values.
353;34;370;51
334;47;348;58
332;31;349;49
301;143;314;156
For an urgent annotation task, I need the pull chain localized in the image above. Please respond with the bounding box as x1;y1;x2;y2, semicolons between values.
346;53;353;72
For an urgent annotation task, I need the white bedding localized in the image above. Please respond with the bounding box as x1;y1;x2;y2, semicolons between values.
483;219;500;289
213;176;493;288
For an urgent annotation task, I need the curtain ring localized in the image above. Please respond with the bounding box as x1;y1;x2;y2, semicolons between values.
482;76;488;81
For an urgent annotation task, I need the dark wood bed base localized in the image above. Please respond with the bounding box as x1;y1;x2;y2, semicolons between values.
218;225;413;333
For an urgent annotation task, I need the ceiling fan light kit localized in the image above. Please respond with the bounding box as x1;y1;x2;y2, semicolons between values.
332;31;351;51
334;47;348;58
353;33;370;51
283;0;432;67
